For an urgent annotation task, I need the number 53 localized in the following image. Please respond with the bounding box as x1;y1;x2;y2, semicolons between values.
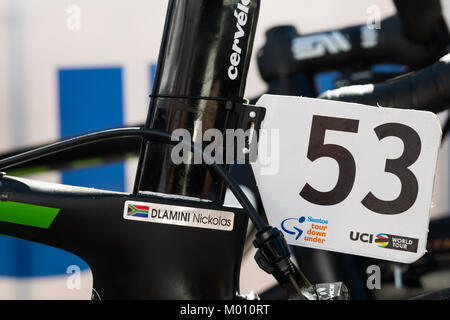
300;115;421;215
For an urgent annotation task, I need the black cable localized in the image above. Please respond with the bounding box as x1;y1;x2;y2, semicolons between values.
0;127;267;232
0;126;318;299
149;93;249;104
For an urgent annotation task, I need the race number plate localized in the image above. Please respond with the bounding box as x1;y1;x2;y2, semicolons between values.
251;94;442;263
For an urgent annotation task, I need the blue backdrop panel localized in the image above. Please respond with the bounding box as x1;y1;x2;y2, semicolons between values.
58;67;126;271
0;67;125;277
59;67;125;191
150;63;156;93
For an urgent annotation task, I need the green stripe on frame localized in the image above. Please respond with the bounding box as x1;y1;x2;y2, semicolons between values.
8;165;50;177
0;201;60;229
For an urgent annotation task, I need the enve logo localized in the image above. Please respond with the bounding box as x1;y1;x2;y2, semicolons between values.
281;216;306;240
291;31;351;61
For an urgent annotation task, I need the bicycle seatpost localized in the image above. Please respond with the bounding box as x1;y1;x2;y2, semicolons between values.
134;0;260;203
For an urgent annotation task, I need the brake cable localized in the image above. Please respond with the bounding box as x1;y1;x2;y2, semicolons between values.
0;126;318;300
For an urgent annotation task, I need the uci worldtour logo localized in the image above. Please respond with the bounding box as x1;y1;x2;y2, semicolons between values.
350;231;419;253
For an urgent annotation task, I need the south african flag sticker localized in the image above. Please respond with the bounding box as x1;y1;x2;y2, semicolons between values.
127;203;149;218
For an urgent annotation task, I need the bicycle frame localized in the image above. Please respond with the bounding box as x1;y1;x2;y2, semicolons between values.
0;0;262;299
2;0;448;301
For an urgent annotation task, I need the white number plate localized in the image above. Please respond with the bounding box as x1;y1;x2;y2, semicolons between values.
251;94;442;263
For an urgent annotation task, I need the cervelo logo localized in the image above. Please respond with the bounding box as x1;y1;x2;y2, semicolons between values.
291;31;351;61
228;0;251;80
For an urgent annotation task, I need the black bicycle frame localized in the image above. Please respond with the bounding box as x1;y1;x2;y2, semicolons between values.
0;0;261;299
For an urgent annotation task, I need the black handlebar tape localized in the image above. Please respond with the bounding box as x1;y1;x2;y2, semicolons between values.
319;53;450;114
394;0;450;48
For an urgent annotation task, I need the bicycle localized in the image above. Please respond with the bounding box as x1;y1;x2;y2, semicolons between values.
0;0;449;301
0;0;323;300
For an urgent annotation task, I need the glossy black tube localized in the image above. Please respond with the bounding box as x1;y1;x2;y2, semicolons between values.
0;127;267;231
134;0;260;202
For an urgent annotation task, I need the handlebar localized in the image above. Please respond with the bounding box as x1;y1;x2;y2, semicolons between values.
319;53;450;114
257;0;450;102
257;14;448;84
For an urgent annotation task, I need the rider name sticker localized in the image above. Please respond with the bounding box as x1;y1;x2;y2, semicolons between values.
251;94;442;263
123;200;235;231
